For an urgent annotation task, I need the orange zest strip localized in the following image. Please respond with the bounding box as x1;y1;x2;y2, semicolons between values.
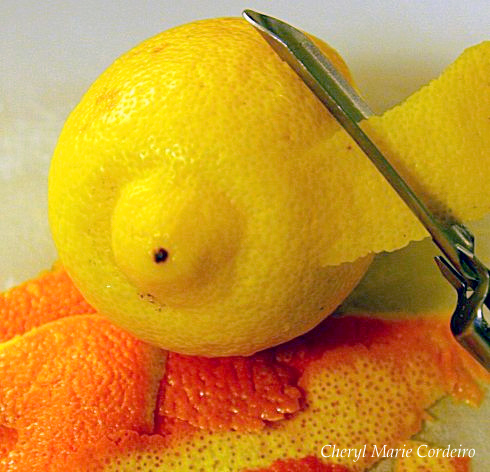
69;433;353;472
0;270;487;471
0;426;17;459
0;315;166;471
159;351;302;432
62;430;167;471
0;266;95;342
245;457;353;471
274;316;490;406
95;315;487;471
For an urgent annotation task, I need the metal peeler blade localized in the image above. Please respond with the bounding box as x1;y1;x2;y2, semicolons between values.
243;9;490;370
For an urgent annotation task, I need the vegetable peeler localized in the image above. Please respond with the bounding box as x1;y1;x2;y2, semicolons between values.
243;9;490;371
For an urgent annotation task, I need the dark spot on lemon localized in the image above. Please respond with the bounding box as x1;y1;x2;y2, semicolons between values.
153;248;169;263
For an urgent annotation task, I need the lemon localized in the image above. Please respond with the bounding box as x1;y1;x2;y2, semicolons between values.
48;18;489;356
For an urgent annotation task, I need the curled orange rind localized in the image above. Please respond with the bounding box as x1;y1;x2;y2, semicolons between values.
0;312;165;470
1;268;487;471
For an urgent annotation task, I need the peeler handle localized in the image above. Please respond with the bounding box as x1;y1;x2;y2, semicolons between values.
437;254;490;370
457;311;490;370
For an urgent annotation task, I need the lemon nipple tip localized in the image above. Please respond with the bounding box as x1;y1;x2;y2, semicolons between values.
111;175;241;307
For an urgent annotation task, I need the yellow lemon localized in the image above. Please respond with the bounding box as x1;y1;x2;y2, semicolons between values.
48;17;490;356
48;18;371;356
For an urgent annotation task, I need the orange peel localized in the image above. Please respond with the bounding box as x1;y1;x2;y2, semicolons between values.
159;351;302;432
246;458;353;471
95;317;487;471
0;265;95;342
0;270;488;471
0;314;165;470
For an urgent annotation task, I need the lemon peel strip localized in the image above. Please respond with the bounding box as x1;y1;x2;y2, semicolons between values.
317;41;490;266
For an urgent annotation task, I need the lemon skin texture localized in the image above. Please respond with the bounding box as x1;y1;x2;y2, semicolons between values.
48;18;373;356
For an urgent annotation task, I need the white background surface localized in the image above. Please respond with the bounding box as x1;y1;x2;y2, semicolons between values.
1;0;489;287
0;2;489;470
3;1;490;108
